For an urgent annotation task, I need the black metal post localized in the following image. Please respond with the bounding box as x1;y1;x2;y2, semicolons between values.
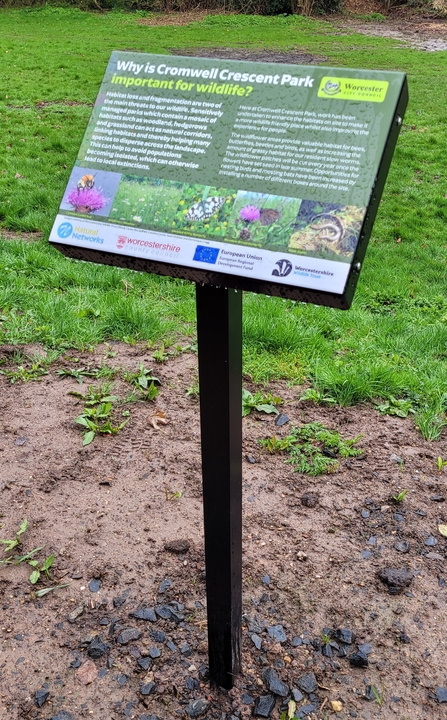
196;283;242;689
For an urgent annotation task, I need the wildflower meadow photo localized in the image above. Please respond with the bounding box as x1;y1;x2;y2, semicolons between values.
110;175;184;228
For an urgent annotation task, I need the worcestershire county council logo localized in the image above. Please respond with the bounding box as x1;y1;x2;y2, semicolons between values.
57;222;73;239
117;235;127;249
272;259;292;277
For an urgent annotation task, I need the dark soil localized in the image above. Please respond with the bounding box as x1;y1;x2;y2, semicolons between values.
0;342;447;720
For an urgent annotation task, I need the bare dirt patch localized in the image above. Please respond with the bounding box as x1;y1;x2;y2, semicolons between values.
0;343;447;720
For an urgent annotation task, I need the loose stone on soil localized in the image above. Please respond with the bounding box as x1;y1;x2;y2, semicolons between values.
252;634;262;650
87;635;109;658
262;667;289;697
349;650;369;667
185;677;199;691
158;578;172;593
394;541;409;553
76;660;98;685
275;413;289;427
50;713;74;720
426;551;444;560
267;624;286;642
358;643;373;655
117;627;142;645
88;578;101;592
301;493;318;508
35;686;50;707
377;567;413;594
334;628;355;645
185;698;210;717
364;685;378;701
296;704;317;717
425;536;438;546
138;657;151;671
253;694;276;718
113;589;130;607
129;607;157;622
291;688;304;702
435;687;447;702
164;539;190;553
330;700;343;712
296;672;317;694
67;605;84;623
140;681;157;696
155;603;185;622
150;630;166;643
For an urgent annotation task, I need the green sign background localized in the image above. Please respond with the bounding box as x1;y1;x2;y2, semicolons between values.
76;53;405;208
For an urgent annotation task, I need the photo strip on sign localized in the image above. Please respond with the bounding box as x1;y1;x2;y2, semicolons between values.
49;53;408;309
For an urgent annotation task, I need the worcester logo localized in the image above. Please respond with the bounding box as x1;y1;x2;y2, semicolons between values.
272;259;292;277
322;80;340;96
318;76;389;103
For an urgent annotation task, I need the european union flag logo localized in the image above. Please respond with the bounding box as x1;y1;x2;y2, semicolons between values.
193;246;219;264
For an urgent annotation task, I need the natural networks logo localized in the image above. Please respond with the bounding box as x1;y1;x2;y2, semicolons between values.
272;259;292;277
318;76;389;103
57;222;73;239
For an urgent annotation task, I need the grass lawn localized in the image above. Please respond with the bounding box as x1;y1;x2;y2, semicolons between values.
0;7;447;437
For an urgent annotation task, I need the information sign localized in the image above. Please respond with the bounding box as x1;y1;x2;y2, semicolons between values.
49;52;407;308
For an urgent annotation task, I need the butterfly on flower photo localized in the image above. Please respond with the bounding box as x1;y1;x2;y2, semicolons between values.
185;196;226;222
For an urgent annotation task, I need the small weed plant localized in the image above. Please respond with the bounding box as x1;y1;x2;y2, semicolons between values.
299;387;337;405
392;488;408;503
185;377;200;399
71;383;128;445
0;518;28;552
0;519;68;596
260;422;363;476
57;363;116;384
152;343;169;363
124;363;160;401
375;396;415;418
242;389;282;417
1;361;48;383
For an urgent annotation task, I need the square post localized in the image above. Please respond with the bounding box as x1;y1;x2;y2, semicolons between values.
196;284;242;689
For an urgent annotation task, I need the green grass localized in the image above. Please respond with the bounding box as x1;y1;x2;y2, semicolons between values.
1;7;447;437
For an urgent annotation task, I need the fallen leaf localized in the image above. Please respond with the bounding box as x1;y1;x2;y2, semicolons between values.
150;410;169;430
77;660;98;685
438;524;447;537
395;237;401;243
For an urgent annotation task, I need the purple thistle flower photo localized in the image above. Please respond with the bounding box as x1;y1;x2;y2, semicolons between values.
239;204;261;223
66;187;109;214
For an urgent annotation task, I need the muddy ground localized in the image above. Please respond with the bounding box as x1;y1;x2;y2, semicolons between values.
0;340;446;720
